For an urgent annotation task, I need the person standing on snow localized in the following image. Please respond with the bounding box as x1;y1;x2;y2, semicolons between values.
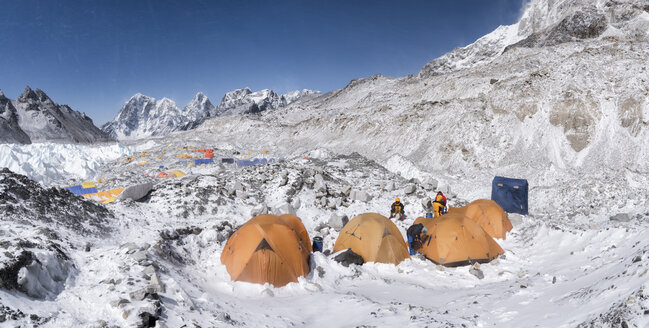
433;191;447;218
390;197;405;221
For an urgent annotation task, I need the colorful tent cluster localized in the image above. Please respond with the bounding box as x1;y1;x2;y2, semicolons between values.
333;213;410;265
221;214;312;287
82;188;125;204
157;170;186;178
195;158;214;166
66;183;98;195
197;149;214;159
220;199;514;286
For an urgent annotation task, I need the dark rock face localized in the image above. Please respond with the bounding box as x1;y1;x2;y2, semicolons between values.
333;249;365;267
506;8;608;51
0;91;31;144
0;168;113;235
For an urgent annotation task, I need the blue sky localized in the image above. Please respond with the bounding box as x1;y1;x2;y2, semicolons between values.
0;0;525;125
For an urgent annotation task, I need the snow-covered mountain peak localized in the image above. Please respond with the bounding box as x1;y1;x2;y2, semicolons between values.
2;87;112;143
0;89;5;99
282;89;322;104
186;92;212;109
103;86;320;140
219;88;253;105
420;0;649;77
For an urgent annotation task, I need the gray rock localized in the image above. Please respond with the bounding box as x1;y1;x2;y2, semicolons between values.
335;198;343;208
333;249;364;267
118;182;153;201
148;272;164;293
610;213;631;222
274;203;297;216
110;298;130;308
250;203;269;217
319;197;328;207
129;288;148;301
129;251;147;262
421;177;438;191
120;242;139;253
341;185;352;197
279;174;288;187
328;214;349;231
509;213;524;226
291;198;301;210
469;263;484;279
314;174;326;192
350;190;372;202
141;265;156;278
385;181;395;191
404;183;416;195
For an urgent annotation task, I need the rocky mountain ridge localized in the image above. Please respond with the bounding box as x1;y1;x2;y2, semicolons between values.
193;0;649;182
0;87;113;144
102;88;321;140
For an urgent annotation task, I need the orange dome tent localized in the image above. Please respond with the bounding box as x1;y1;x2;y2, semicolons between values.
220;214;312;287
412;213;504;267
449;199;513;239
333;213;410;265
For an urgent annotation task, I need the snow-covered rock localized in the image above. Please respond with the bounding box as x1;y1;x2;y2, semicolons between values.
118;182;154;201
102;94;189;140
328;214;349;231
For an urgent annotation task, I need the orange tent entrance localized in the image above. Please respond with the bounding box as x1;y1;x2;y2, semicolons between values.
221;214;312;287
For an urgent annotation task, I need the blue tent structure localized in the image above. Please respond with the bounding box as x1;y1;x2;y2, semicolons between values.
221;158;235;164
491;176;528;215
66;185;98;196
194;158;214;165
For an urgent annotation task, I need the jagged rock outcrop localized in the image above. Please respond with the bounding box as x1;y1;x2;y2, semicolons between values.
0;90;31;143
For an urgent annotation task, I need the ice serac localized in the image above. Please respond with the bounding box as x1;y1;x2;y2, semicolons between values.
0;89;31;143
5;87;112;144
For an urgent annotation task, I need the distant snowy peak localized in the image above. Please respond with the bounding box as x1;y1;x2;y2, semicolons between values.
420;0;649;77
214;87;320;116
103;93;188;140
0;86;112;144
282;89;322;104
104;87;320;140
